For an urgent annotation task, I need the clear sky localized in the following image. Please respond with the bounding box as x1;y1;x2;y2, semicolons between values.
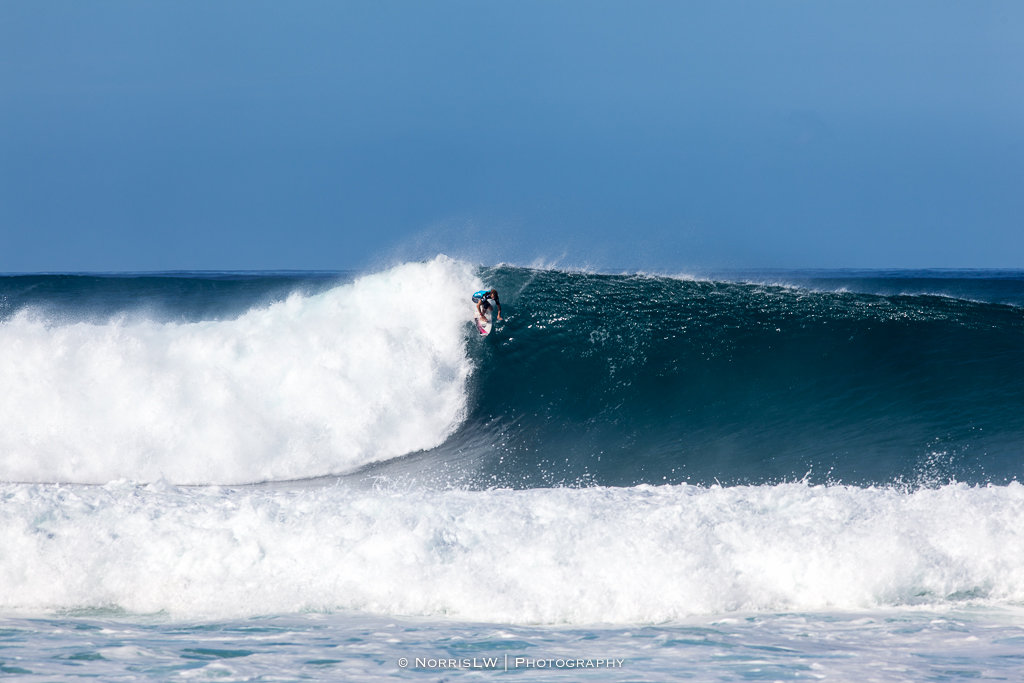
1;1;1022;272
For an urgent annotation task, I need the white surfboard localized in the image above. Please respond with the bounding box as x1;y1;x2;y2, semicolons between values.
474;305;493;336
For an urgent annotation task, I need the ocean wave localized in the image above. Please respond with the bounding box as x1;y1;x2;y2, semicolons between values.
2;261;1023;487
2;481;1022;622
426;265;1024;488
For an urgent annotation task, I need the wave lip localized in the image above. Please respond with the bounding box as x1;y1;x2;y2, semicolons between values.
1;481;1022;622
0;257;479;484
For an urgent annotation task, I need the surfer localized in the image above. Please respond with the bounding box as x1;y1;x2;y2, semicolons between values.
473;288;502;323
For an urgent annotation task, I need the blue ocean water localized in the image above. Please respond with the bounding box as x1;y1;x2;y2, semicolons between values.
1;258;1023;680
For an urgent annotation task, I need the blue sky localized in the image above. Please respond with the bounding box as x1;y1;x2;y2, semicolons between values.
1;1;1022;271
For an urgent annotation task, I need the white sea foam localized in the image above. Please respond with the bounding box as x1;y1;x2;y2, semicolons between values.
1;481;1022;623
0;257;480;484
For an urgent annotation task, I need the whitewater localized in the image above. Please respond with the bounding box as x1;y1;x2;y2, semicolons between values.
2;257;1024;681
0;259;477;484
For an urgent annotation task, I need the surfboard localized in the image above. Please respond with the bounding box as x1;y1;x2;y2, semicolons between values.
474;305;493;336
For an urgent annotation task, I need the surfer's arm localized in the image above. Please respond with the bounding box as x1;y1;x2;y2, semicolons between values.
496;302;503;320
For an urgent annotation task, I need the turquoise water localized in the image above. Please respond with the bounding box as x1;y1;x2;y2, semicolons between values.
4;609;1024;681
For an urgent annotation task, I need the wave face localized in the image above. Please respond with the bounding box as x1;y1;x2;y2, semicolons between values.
0;258;478;484
382;266;1024;489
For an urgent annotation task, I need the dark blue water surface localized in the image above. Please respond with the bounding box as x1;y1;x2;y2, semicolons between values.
0;271;350;324
385;266;1024;489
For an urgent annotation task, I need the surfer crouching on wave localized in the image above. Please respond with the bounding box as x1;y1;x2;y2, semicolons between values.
473;288;502;322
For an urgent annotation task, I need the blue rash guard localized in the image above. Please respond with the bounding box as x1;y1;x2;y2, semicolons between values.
473;290;498;317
